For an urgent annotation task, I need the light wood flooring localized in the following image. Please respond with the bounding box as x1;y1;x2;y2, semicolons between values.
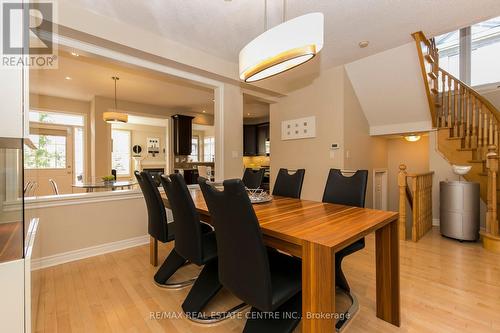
33;228;500;333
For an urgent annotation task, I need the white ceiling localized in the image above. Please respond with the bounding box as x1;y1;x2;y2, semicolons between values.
30;51;216;113
64;0;500;73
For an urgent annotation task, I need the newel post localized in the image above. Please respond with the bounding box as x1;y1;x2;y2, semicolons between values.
486;145;498;236
398;164;407;240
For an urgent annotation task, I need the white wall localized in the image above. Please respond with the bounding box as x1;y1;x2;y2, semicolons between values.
345;43;432;136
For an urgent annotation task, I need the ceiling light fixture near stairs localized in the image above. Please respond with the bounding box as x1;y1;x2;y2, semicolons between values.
404;135;421;142
239;0;324;82
103;76;128;124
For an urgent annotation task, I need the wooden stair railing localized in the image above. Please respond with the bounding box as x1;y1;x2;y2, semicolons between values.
412;31;500;252
398;164;434;242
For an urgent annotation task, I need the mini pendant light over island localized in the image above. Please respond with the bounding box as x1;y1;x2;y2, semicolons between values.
103;76;128;123
239;9;324;83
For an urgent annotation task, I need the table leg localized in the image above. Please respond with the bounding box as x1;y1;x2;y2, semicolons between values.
302;241;335;333
150;236;158;267
375;218;401;326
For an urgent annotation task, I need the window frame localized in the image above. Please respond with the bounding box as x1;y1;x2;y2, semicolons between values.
24;124;70;170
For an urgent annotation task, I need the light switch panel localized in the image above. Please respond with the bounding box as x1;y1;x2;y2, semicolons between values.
281;116;316;140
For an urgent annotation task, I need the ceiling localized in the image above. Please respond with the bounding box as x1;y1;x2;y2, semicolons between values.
30;51;216;114
64;0;500;74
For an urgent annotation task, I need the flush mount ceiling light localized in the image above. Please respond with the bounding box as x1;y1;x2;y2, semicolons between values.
404;135;421;142
103;76;128;124
239;0;324;83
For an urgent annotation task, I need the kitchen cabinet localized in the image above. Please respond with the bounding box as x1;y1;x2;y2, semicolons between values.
257;123;270;156
243;125;257;156
244;123;269;156
172;115;194;155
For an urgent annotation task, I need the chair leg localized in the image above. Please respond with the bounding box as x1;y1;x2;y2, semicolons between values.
335;256;350;293
154;249;196;289
150;236;158;267
182;260;248;324
335;289;359;332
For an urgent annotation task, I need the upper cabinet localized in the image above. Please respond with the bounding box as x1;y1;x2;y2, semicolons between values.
257;123;270;156
243;125;257;156
244;122;269;157
172;115;194;155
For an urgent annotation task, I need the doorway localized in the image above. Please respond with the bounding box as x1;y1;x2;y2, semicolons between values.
373;169;388;210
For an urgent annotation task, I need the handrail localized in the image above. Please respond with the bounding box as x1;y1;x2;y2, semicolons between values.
438;67;500;123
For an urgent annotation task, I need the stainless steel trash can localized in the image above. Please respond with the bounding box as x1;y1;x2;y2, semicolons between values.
440;181;480;241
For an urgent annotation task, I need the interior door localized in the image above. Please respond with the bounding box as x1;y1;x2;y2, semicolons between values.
24;126;73;196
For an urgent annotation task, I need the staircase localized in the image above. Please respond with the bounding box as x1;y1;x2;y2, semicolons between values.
413;31;500;252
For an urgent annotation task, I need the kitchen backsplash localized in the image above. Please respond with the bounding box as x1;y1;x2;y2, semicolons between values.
243;156;270;168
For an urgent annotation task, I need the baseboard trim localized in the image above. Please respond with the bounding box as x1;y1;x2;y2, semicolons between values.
31;235;149;270
432;218;440;226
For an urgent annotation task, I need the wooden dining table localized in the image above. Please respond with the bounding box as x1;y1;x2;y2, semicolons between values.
160;188;400;333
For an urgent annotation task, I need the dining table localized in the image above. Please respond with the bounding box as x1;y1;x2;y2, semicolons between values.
159;188;400;333
72;180;137;193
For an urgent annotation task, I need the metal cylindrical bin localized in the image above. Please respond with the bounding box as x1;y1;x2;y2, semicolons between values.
440;181;480;241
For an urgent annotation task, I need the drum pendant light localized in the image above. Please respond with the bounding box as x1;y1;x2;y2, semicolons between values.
103;76;128;123
239;1;324;82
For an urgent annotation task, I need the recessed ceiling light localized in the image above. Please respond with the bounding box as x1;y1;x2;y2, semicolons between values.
212;99;215;102
359;41;369;48
202;110;206;113
70;52;79;57
247;113;251;116
65;76;72;80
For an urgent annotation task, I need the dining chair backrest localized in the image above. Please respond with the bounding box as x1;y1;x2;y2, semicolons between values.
242;168;265;189
134;171;169;243
272;168;305;198
322;169;368;207
48;179;59;195
197;165;211;179
198;177;273;310
160;174;204;265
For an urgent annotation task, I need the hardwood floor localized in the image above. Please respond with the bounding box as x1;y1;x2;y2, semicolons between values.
34;228;500;333
0;221;23;263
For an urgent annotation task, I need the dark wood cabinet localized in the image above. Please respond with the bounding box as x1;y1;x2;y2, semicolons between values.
172;115;194;155
257;123;270;156
243;125;257;156
244;122;270;156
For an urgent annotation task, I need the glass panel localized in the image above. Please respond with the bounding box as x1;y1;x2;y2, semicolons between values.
190;136;199;162
0;138;24;263
471;16;500;86
24;134;67;169
112;129;131;176
435;30;460;78
74;127;84;182
30;110;84;126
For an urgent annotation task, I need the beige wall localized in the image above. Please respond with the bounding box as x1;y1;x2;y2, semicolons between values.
270;66;345;201
343;72;388;208
387;136;430;212
25;194;147;258
220;84;244;179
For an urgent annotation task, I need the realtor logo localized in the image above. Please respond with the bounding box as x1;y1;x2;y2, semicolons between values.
1;1;57;68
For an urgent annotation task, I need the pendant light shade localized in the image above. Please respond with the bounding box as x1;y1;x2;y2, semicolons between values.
103;111;128;123
239;12;324;82
103;76;128;124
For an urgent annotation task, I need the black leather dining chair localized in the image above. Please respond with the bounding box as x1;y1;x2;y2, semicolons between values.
160;174;244;323
322;168;368;330
242;168;265;189
272;168;305;198
199;177;302;333
135;171;195;288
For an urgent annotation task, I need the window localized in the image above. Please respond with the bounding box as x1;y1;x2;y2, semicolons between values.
203;136;215;162
30;110;84;126
471;16;500;86
190;136;199;162
24;134;67;169
435;30;460;78
112;129;131;176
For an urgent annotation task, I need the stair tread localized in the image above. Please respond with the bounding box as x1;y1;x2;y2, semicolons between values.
446;137;463;141
457;148;477;151
468;160;484;163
